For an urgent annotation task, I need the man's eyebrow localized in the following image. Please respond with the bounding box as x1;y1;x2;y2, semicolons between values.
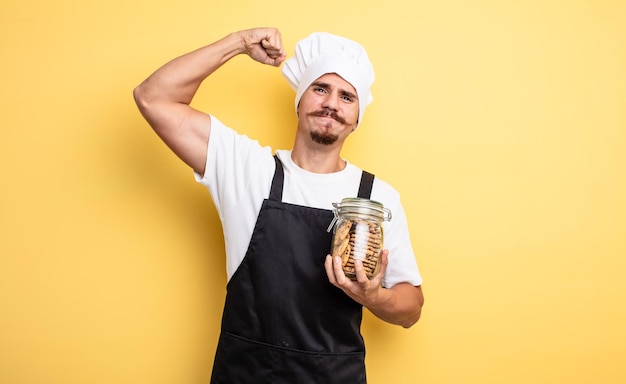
310;80;330;88
310;81;358;100
340;89;358;100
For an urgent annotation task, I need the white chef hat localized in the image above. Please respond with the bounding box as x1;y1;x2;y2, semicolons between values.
281;32;375;127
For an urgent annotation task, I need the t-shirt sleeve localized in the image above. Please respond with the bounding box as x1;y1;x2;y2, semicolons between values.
373;186;423;288
194;115;274;219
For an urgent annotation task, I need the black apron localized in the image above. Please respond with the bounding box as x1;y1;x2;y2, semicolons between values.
210;155;375;384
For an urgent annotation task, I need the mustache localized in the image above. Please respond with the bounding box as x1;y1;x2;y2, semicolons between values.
307;109;348;125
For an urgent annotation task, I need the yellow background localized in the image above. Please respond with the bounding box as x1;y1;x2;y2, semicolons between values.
2;0;625;383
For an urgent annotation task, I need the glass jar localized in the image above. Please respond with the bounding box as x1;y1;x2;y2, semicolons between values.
328;198;392;280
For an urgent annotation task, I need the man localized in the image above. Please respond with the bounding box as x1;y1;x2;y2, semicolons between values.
134;27;424;383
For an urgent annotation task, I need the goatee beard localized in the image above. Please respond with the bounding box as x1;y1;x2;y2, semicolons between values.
307;108;345;145
310;131;339;145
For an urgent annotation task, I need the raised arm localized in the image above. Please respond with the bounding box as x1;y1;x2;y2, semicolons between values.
133;28;286;175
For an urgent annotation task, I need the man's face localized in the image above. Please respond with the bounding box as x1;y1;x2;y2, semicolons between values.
297;73;359;146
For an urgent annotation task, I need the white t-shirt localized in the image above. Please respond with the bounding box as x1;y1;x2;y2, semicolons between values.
195;115;422;288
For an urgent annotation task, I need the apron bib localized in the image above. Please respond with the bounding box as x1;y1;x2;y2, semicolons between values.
211;155;374;384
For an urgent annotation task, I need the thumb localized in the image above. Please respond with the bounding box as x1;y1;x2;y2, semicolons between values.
261;39;286;63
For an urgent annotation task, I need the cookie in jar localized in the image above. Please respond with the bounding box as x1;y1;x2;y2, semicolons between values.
328;198;392;280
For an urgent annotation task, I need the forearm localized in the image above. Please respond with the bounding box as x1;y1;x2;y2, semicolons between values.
134;32;245;107
132;28;284;174
325;252;425;328
365;283;424;328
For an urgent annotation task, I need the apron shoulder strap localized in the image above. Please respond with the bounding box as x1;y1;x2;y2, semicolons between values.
271;154;374;201
269;155;285;201
357;170;375;199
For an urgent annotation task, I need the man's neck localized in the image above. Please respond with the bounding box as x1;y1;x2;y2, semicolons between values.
290;145;346;174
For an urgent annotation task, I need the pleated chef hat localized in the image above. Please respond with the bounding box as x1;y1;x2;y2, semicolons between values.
281;32;375;127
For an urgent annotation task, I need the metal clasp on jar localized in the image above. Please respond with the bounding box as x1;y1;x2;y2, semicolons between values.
327;198;391;232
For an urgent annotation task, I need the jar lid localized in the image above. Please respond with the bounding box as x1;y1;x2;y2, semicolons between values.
327;197;392;232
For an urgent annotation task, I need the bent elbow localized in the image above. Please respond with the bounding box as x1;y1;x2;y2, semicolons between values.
133;83;161;124
401;296;424;329
133;83;149;110
401;312;421;329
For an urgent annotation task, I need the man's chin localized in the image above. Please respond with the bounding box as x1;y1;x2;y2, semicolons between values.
310;131;338;145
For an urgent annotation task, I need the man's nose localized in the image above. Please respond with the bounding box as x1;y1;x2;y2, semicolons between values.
321;92;340;111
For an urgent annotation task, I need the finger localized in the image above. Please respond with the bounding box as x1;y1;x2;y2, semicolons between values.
324;255;337;285
354;259;370;284
261;39;283;54
261;38;285;64
333;255;349;285
379;249;389;270
371;250;389;283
